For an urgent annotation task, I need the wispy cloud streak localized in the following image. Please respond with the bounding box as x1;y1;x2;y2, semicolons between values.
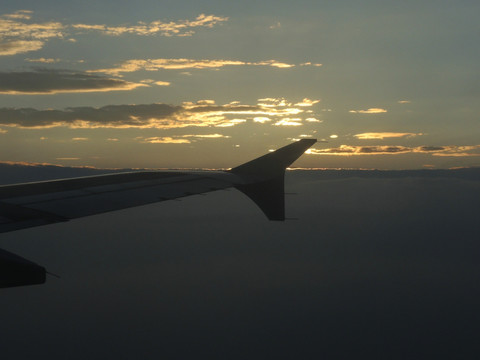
90;58;295;75
72;14;228;37
354;132;422;139
349;108;387;114
137;134;230;144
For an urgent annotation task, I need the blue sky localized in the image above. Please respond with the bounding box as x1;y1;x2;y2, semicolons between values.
1;0;479;169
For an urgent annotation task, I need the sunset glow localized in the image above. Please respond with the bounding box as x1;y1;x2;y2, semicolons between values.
0;3;478;169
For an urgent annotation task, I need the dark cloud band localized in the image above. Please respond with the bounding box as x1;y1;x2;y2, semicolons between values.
0;70;144;94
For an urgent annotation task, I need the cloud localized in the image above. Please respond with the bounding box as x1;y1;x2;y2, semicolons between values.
0;69;146;94
274;118;303;126
398;100;411;104
431;145;480;157
154;81;171;86
299;62;323;67
0;40;44;55
90;58;295;75
294;98;321;107
25;57;61;63
137;133;230;144
0;128;7;134
0;97;319;129
0;11;227;56
216;119;246;127
140;79;171;86
354;132;422;140
307;145;480;156
0;11;64;55
139;137;191;144
2;10;33;20
0;12;64;39
349;108;387;114
253;117;271;123
72;13;228;37
72;137;89;141
269;22;281;29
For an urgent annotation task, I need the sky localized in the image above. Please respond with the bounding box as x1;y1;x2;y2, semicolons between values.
1;0;480;169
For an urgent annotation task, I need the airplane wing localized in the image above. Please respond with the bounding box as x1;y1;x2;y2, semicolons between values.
0;139;315;233
0;139;315;288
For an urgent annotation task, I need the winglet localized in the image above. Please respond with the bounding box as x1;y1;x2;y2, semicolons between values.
229;139;316;220
230;139;316;180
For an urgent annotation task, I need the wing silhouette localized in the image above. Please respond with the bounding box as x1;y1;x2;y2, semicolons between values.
0;139;315;288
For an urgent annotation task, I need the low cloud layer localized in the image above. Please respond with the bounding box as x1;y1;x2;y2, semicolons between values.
0;69;145;94
308;145;480;157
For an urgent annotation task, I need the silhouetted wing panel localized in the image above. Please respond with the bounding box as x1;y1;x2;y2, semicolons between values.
0;171;241;233
0;139;317;233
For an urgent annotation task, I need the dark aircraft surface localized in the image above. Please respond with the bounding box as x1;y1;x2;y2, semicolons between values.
0;139;316;288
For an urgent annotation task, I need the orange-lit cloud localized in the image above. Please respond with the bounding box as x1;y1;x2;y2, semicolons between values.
274;118;303;126
137;133;230;144
140;79;171;86
216;119;247;127
0;69;146;94
0;11;64;55
349;108;387;114
140;137;192;144
90;58;295;75
398;100;411;104
0;40;45;55
307;145;480;156
0;97;319;129
300;62;323;67
25;57;61;63
2;10;33;20
72;13;228;37
432;145;480;157
0;11;227;56
294;98;321;107
253;117;271;123
354;132;422;140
